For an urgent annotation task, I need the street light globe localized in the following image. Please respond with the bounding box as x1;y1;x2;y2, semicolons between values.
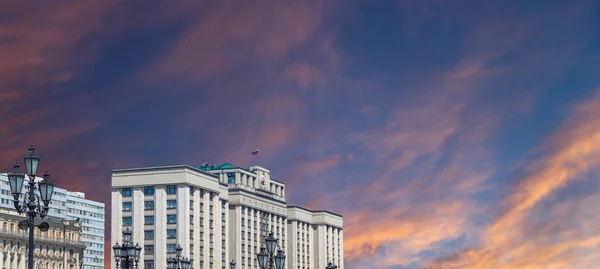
38;171;55;203
23;145;40;177
182;258;191;269
257;247;268;269
123;229;133;244
167;258;176;269
274;249;286;269
7;162;25;197
112;243;122;258
134;243;142;258
265;232;277;255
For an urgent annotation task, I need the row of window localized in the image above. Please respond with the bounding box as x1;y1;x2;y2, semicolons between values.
122;186;217;199
67;199;104;210
122;214;178;226
68;208;104;219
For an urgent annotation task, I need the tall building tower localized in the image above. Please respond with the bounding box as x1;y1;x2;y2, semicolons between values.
111;163;343;269
0;173;106;269
67;191;106;269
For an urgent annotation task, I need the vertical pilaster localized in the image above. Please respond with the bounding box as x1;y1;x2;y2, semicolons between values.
193;188;201;269
133;188;144;257
155;186;167;269
177;185;191;257
111;189;123;269
339;229;344;269
202;191;209;268
212;193;221;269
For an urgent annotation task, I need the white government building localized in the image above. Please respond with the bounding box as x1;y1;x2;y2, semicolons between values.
0;173;106;269
111;163;344;269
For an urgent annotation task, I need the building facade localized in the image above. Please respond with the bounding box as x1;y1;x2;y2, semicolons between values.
111;166;230;269
66;192;105;269
111;163;343;269
205;164;288;269
0;211;85;269
286;206;343;269
0;173;106;269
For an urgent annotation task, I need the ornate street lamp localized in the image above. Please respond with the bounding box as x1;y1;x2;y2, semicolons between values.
113;229;142;268
256;232;285;269
326;262;338;269
229;260;236;269
8;146;56;269
166;245;191;269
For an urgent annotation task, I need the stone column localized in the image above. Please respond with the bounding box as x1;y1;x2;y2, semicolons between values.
202;191;209;267
213;193;221;269
154;186;167;269
111;189;123;269
192;188;201;269
19;251;25;269
177;185;191;257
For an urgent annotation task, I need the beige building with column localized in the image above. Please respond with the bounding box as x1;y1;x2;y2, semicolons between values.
111;163;343;269
111;166;230;269
0;211;85;269
286;206;343;269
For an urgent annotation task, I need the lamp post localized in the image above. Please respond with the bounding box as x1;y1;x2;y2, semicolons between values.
7;146;56;269
256;232;285;269
229;260;236;269
166;245;191;269
113;229;142;269
326;262;338;269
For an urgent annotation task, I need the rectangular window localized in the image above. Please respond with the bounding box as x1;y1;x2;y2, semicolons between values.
121;188;132;197
167;200;177;209
144;201;154;210
144;245;154;254
144;230;154;240
167;214;177;224
190;187;194;195
166;185;177;195
227;173;236;183
143;186;155;195
167;229;177;239
144;216;154;225
144;260;154;269
122;202;132;211
167;244;177;253
190;200;194;209
122;217;132;226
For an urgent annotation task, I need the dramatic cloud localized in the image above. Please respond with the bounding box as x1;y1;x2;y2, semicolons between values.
0;0;599;268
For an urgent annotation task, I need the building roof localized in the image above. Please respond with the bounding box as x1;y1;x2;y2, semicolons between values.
198;163;242;171
287;205;343;218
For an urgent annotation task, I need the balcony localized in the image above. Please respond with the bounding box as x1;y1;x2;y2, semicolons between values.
0;229;86;248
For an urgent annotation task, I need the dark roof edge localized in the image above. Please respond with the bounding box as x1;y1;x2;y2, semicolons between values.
112;165;218;179
287;205;343;218
270;178;285;184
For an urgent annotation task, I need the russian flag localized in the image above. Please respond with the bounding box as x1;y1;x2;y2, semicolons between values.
251;149;259;155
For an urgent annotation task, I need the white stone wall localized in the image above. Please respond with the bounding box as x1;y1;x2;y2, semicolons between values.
111;189;122;269
111;165;344;269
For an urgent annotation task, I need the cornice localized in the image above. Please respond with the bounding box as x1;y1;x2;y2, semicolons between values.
113;165;218;179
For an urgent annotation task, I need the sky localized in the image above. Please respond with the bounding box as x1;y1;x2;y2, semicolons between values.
0;0;599;268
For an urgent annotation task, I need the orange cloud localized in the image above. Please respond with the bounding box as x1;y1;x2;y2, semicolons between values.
427;88;600;268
